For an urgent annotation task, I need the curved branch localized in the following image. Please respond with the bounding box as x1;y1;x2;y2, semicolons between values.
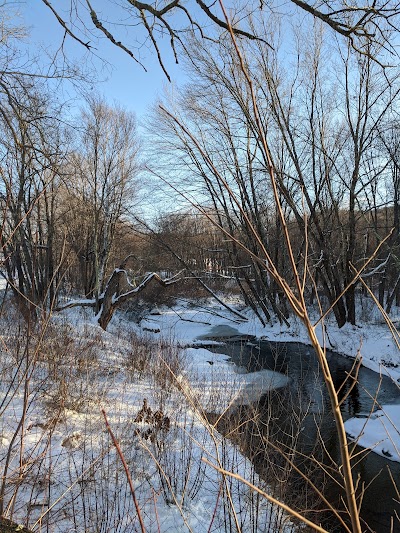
41;0;270;79
41;0;92;49
195;0;272;46
86;0;147;70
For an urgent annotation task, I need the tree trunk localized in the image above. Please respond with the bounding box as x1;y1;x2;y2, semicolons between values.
96;261;180;330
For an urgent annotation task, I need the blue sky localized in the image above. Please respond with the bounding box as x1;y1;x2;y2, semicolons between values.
23;1;186;121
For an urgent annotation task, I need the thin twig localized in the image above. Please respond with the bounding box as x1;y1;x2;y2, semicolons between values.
102;409;146;533
203;457;329;532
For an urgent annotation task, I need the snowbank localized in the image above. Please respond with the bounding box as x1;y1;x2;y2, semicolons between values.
345;404;400;462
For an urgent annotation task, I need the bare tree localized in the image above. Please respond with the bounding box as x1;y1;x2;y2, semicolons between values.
60;96;140;312
373;121;400;311
0;3;90;318
0;80;68;319
200;21;400;327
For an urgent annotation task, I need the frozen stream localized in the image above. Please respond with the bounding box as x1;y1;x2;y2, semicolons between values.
200;327;400;532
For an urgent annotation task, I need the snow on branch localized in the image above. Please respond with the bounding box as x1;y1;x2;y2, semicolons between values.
56;262;182;330
97;268;183;329
361;254;390;278
111;271;182;306
55;298;98;312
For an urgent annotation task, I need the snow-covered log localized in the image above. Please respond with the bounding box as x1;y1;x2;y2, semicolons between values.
56;258;181;330
96;268;180;330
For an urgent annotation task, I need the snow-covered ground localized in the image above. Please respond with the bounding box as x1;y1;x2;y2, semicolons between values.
0;302;296;532
137;299;400;465
138;299;400;378
0;296;399;531
345;405;400;462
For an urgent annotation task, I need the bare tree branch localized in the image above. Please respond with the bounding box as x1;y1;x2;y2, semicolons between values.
40;0;400;78
86;0;147;70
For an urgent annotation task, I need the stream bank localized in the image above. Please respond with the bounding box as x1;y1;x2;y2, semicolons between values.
198;327;400;532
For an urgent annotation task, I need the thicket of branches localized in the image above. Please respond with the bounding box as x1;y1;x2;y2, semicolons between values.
146;19;400;328
1;2;400;533
1;2;399;328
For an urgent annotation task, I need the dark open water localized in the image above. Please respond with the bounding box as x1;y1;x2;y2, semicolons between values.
203;335;400;532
